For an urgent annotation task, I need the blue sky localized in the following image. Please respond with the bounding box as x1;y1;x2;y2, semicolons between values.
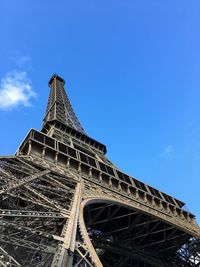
0;1;200;222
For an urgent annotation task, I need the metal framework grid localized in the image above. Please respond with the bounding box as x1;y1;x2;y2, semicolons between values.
0;74;199;267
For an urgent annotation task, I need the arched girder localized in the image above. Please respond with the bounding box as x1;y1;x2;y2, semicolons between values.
78;197;199;267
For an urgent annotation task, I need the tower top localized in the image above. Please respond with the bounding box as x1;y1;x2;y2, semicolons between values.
43;73;86;135
48;73;65;87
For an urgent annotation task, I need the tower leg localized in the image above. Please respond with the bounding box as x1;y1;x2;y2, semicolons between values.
51;181;82;267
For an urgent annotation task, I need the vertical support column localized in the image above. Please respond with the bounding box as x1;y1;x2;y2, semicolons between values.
55;152;59;165
118;181;122;192
98;172;102;184
51;180;82;267
89;168;92;179
42;146;46;159
108;177;112;188
27;140;32;156
66;158;70;169
127;185;131;196
78;163;82;174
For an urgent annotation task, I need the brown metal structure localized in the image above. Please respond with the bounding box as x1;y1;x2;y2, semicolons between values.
0;74;199;267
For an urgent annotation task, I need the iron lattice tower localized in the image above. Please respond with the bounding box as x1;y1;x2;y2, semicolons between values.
0;74;200;267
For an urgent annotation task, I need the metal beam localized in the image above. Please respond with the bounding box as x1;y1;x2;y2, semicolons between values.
0;170;50;195
0;209;67;218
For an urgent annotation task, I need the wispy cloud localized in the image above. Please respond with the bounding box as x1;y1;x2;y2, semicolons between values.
161;144;175;158
0;71;36;110
9;53;32;70
17;56;32;69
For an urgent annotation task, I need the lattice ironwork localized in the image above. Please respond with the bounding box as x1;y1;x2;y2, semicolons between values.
1;74;200;266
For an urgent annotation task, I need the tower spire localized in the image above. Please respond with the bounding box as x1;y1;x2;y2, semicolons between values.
42;74;86;135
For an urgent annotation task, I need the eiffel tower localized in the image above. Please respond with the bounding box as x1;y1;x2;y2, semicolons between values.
0;74;200;267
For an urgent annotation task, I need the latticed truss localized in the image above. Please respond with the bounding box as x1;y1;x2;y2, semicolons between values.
0;74;200;267
0;157;77;266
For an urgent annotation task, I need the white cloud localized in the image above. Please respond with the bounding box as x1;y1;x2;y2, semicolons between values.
0;71;36;110
161;144;174;158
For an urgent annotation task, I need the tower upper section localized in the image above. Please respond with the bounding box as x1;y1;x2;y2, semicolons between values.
42;74;86;135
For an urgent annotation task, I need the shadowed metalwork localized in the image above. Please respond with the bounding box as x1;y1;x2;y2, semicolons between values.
0;74;199;267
